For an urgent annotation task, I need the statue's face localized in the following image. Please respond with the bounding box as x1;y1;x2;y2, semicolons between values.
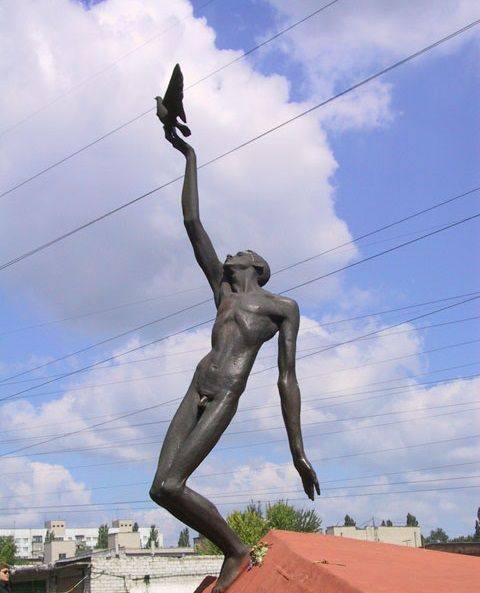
223;251;255;270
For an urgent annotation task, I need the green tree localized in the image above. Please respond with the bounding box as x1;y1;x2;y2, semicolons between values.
474;507;480;542
406;513;419;527
293;508;322;533
132;522;139;533
265;501;297;531
344;514;356;527
196;536;222;555
227;504;267;547
45;530;55;543
178;527;190;547
381;519;393;527
146;525;159;549
0;536;16;564
197;501;322;555
96;524;109;549
424;528;449;544
450;534;474;543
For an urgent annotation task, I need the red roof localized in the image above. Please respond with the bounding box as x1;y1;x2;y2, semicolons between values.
199;529;478;593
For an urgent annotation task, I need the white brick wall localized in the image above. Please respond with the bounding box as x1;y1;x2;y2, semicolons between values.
89;553;223;593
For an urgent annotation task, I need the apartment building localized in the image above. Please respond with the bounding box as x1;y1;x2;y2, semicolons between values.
0;519;161;559
326;524;421;547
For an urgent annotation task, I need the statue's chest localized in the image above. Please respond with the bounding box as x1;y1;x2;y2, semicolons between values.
217;295;277;340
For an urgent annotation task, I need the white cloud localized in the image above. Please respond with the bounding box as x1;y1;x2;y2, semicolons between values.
1;313;476;536
0;457;91;527
0;0;477;542
0;0;354;337
262;0;479;128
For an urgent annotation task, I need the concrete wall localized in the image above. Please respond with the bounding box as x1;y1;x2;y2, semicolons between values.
89;552;223;593
326;525;421;547
107;531;141;550
44;540;76;563
425;542;480;556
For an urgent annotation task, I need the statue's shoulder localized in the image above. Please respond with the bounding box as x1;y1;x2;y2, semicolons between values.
263;291;299;317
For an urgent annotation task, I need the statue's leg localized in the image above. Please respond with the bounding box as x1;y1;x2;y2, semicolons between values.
149;390;250;591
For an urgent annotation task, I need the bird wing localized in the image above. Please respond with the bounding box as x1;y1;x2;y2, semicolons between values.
163;64;187;123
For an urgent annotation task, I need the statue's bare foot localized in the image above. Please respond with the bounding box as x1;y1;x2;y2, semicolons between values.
213;547;250;593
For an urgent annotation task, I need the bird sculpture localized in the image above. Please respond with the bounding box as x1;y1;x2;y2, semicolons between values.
155;64;191;139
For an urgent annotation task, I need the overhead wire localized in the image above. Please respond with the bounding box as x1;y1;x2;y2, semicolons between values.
1;329;478;407
0;282;477;412
0;0;340;200
0;296;477;458
3;483;478;516
1;458;476;500
2;429;476;479
1;477;478;514
1;394;477;459
1;352;477;443
1;207;478;393
1;18;479;270
2;396;475;450
0;0;220;139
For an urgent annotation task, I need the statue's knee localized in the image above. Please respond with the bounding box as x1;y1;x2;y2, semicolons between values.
150;477;182;506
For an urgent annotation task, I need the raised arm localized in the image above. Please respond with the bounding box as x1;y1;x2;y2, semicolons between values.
166;132;224;306
277;299;320;500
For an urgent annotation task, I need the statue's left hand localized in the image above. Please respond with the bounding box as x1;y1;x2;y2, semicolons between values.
165;127;192;157
295;456;320;500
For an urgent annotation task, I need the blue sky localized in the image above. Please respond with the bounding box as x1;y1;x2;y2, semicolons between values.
0;0;478;545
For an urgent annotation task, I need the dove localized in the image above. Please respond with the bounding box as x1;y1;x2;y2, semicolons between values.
155;64;191;138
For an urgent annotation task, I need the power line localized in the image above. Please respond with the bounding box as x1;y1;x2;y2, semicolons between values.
2;357;477;445
1;429;475;479
254;293;480;376
1;309;478;397
0;285;206;338
0;0;220;139
1;209;477;394
0;297;477;458
274;187;480;275
1;383;474;447
1;400;476;459
0;0;340;198
1;18;478;268
4;483;478;516
1;479;478;514
0;298;211;384
2;331;477;408
280;213;480;297
2;304;477;391
1;457;475;501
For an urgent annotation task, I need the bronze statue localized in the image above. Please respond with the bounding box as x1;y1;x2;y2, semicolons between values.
150;66;319;593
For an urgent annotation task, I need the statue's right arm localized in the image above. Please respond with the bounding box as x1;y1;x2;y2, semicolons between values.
169;133;224;305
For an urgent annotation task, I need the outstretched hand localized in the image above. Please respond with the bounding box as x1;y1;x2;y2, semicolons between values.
164;126;192;157
295;456;320;501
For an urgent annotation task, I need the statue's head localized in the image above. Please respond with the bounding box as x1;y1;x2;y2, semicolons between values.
224;250;271;286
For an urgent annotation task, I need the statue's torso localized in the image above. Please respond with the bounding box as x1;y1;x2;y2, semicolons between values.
195;289;285;398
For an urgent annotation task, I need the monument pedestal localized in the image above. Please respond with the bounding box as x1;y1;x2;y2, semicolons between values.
197;529;478;592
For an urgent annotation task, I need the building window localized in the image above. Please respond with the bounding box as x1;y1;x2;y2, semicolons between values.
33;536;43;543
58;554;66;560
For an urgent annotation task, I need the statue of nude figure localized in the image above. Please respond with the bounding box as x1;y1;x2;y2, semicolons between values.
149;128;320;593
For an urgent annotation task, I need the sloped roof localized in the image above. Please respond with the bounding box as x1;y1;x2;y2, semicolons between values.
200;529;478;593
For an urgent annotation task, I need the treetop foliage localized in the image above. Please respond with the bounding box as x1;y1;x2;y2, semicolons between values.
0;536;16;565
95;524;109;549
196;501;322;555
406;513;419;527
178;527;190;547
146;524;159;549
